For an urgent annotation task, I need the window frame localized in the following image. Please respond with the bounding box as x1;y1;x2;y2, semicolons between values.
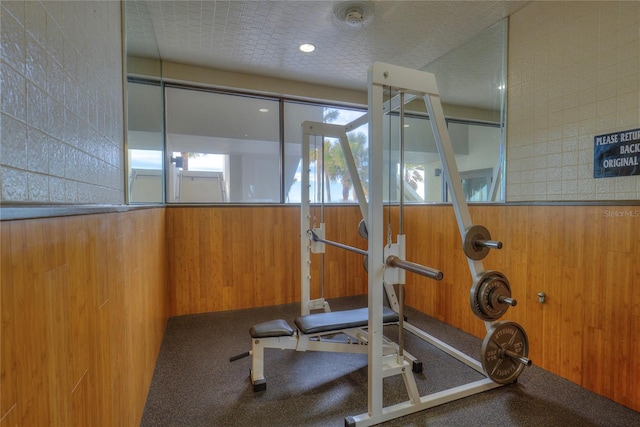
126;79;504;205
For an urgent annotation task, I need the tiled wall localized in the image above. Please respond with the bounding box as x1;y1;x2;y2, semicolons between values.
507;1;640;201
1;1;124;204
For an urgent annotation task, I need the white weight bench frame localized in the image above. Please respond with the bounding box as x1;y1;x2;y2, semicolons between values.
248;306;422;392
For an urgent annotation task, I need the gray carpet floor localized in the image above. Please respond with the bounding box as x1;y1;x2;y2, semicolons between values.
141;295;640;426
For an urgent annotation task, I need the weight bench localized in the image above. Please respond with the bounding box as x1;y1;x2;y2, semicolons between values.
237;306;421;392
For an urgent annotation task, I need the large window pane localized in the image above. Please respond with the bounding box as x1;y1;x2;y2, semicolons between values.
381;110;502;203
284;102;367;204
425;121;502;203
165;87;280;203
127;80;164;203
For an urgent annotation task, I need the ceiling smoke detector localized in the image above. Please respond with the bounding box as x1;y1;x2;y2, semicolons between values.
345;7;364;27
334;1;374;29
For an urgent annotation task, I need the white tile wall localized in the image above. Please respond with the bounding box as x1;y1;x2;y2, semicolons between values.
1;0;124;204
507;1;640;201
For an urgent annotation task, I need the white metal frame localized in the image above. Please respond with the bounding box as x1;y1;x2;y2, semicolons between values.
300;122;368;315
347;62;502;426
250;323;406;389
298;63;506;426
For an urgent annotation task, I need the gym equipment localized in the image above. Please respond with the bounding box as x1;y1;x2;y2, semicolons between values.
351;63;530;426
463;225;503;260
237;63;530;426
308;229;368;256
231;306;413;392
470;271;516;321
300;122;369;315
481;321;531;384
385;255;443;281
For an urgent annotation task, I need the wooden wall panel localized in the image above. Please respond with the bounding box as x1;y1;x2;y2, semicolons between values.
166;206;370;315
0;208;167;426
403;204;640;412
165;204;639;412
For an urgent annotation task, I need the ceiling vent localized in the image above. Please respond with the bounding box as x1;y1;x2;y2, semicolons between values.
334;1;374;29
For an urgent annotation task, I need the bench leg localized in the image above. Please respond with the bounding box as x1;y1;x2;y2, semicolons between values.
249;335;298;392
250;339;266;391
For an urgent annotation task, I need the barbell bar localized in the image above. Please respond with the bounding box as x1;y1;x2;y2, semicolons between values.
308;229;368;256
385;255;443;281
308;230;443;281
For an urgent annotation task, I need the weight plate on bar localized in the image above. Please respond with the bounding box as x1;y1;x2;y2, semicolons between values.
358;219;368;239
481;321;530;384
470;271;512;321
463;225;491;260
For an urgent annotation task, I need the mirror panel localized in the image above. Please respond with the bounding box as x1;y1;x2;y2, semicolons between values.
125;0;164;204
123;9;507;204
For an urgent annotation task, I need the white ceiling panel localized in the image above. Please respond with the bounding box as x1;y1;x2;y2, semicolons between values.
126;1;531;109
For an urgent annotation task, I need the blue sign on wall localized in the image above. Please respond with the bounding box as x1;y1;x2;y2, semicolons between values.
593;128;640;178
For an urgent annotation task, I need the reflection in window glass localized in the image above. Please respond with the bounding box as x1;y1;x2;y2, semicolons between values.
165;87;280;203
427;121;502;202
152;85;503;205
381;112;502;203
127;80;164;203
284;102;367;204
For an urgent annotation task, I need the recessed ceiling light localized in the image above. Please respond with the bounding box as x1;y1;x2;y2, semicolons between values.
299;43;315;53
259;108;269;112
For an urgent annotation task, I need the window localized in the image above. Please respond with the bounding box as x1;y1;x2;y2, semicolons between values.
127;83;503;205
127;80;164;203
438;122;503;202
378;112;502;203
284;102;367;204
165;87;280;203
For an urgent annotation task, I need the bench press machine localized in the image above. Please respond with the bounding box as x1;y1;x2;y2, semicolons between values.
243;306;405;392
233;63;531;426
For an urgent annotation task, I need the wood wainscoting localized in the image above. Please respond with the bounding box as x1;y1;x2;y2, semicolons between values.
167;204;639;412
404;204;640;412
0;208;168;426
166;205;369;316
4;203;636;423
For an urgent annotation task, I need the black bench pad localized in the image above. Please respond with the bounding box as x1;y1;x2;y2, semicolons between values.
250;319;295;338
295;307;399;335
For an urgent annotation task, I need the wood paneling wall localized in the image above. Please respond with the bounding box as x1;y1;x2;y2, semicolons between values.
403;204;640;412
1;208;167;426
166;206;369;316
166;204;639;412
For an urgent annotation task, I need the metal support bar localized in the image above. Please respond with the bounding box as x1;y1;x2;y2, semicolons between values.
308;229;368;256
422;93;485;279
385;255;443;281
403;322;484;374
367;63;385;420
476;239;503;249
346;378;501;426
504;349;532;366
301;127;313;315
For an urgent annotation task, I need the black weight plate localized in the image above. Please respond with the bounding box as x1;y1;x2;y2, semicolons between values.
470;271;511;321
481;321;529;384
463;225;491;260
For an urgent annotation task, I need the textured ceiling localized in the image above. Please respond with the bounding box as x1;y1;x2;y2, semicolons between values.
125;1;531;110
